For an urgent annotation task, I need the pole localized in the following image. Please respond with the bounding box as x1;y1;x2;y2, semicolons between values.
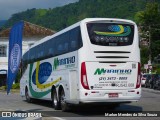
148;25;152;73
149;25;151;64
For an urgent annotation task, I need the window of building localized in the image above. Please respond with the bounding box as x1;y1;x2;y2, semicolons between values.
0;45;7;57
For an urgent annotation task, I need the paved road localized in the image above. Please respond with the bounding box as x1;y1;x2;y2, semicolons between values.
0;88;160;120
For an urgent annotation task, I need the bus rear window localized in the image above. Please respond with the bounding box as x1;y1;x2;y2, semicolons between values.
87;23;134;46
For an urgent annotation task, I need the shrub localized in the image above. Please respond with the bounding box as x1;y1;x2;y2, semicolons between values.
12;83;20;89
0;86;6;90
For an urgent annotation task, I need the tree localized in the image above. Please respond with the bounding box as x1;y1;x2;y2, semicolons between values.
135;2;160;65
135;2;160;25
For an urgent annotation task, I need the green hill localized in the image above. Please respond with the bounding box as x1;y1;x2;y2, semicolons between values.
4;0;159;31
2;0;160;72
0;20;7;28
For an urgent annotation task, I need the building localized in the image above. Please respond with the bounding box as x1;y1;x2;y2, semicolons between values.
0;21;55;87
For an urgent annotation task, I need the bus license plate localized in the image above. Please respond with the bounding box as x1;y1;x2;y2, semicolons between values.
108;93;118;98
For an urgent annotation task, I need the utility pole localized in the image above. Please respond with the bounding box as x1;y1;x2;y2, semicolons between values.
148;25;151;64
147;25;152;73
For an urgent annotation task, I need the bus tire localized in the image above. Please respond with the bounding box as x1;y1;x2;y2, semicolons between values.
52;89;60;110
60;89;70;112
25;87;32;103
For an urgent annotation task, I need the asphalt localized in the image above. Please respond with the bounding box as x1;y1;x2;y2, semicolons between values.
142;87;160;94
0;88;160;120
0;88;160;94
0;89;20;94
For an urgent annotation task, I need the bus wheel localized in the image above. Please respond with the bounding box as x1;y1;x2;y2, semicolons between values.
25;87;32;103
52;89;60;110
60;89;70;112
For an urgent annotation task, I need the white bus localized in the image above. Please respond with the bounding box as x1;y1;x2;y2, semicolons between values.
20;18;141;111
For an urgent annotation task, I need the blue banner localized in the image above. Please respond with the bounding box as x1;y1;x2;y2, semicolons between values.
7;21;24;94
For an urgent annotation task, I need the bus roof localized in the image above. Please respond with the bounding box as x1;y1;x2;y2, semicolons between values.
23;18;136;55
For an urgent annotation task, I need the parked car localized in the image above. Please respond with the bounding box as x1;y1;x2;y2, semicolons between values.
141;74;150;87
144;74;152;88
153;75;160;90
145;74;159;88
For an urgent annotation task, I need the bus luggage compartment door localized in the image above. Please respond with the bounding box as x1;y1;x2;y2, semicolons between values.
69;70;78;99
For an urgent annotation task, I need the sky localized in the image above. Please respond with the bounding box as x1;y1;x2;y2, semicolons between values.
0;0;79;20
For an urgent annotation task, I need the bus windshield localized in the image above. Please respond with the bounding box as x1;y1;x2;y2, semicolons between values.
87;23;134;46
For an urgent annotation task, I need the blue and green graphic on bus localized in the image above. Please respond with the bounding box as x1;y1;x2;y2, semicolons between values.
94;25;131;36
29;62;61;98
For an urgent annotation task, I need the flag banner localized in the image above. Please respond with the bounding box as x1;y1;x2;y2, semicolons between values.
7;21;24;94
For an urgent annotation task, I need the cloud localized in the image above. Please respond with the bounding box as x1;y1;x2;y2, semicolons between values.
0;0;79;20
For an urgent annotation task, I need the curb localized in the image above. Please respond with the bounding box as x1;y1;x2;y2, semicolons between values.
142;88;160;94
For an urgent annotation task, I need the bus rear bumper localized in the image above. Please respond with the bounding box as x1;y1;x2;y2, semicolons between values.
79;89;141;103
79;98;140;104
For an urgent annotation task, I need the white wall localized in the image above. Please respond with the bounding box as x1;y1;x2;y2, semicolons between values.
0;40;8;71
0;37;43;72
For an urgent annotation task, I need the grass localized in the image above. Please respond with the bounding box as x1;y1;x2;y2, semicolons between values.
0;83;20;93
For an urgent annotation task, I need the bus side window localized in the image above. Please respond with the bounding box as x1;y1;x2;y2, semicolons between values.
56;32;69;56
56;38;63;55
71;41;77;49
69;26;82;52
29;48;36;63
58;44;63;51
40;51;44;58
37;45;44;60
23;51;28;64
64;43;69;52
34;46;38;61
48;48;54;56
43;40;54;58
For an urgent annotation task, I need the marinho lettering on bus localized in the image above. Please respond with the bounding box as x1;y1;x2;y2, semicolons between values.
53;56;75;70
94;68;132;75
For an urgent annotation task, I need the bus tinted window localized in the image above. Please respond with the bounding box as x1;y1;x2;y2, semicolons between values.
87;23;134;46
24;26;82;63
56;31;70;55
70;27;82;51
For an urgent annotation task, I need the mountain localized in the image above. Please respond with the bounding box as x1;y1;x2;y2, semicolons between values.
3;0;159;31
0;20;7;28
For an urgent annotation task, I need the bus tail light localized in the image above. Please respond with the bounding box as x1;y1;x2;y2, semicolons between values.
81;62;89;90
136;63;141;89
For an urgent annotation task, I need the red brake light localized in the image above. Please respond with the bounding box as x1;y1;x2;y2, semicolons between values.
81;62;89;90
136;63;141;88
